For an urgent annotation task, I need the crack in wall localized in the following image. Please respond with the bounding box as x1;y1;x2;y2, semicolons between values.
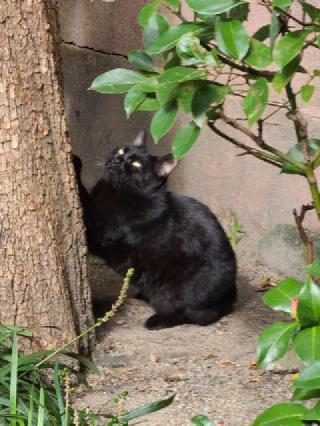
61;39;128;60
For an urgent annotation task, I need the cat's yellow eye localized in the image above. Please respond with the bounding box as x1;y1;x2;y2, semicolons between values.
132;161;142;168
117;148;124;155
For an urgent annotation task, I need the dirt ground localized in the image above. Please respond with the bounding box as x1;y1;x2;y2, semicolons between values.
75;237;297;425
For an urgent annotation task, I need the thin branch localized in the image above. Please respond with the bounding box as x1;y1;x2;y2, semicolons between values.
285;83;310;162
293;204;315;264
218;112;306;173
208;122;283;168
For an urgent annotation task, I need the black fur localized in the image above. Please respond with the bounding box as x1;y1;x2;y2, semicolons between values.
74;134;237;330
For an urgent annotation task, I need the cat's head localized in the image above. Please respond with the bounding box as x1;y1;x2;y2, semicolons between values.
103;130;178;194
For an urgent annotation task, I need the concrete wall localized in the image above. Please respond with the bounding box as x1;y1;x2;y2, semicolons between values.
59;0;320;250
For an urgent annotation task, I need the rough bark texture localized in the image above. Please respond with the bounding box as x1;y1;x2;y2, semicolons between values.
0;0;94;353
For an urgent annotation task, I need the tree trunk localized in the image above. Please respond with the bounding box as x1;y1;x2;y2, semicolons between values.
0;0;94;353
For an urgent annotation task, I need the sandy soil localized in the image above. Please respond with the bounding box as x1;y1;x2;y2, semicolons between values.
75;238;296;425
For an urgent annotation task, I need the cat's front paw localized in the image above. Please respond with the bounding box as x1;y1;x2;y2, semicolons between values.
144;315;166;330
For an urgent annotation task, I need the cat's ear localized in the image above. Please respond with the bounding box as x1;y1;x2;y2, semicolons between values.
156;154;179;177
132;129;147;147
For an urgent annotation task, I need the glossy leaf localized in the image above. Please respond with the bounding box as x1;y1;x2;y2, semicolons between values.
191;415;215;426
147;23;211;54
297;280;320;328
89;69;147;94
128;51;159;72
253;25;269;42
294;326;320;363
138;0;162;28
302;2;320;22
124;86;147;118
143;13;169;48
172;122;201;159
257;321;299;368
156;84;178;104
139;77;159;93
177;34;219;66
292;387;320;401
301;84;314;103
294;361;320;389
244;39;272;69
306;260;320;278
269;10;280;48
243;78;269;126
215;19;249;60
273;30;309;70
272;0;293;8
272;57;300;93
159;66;207;85
150;99;178;142
186;0;244;15
252;403;308;426
177;81;200;113
137;95;160;111
282;139;320;174
303;403;320;421
263;278;304;314
192;84;229;127
227;2;249;21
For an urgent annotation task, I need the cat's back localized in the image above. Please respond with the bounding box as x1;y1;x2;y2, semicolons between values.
167;192;234;259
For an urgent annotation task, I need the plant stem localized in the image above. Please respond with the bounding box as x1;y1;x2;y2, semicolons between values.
306;166;320;221
35;268;134;369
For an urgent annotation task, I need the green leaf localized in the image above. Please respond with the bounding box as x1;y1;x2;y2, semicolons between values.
253;25;270;42
273;30;309;70
139;77;159;93
121;395;174;421
293;387;320;401
297;280;320;328
282;139;320;174
89;69;147;94
272;56;300;93
124;86;147;118
302;2;320;22
176;34;219;66
138;0;163;28
263;278;304;314
165;0;180;10
244;39;272;69
243;77;269;126
303;403;320;421
27;385;35;426
191;415;215;426
157;84;178;104
150;99;178;142
257;321;299;368
294;326;320;363
192;84;229;127
294;361;320;389
147;23;211;54
137;95;160;111
215;19;250;60
272;0;293;8
53;363;65;424
172;122;201;159
306;260;320;278
177;81;199;113
227;2;249;20
186;0;244;15
269;10;280;49
143;13;169;48
128;51;159;73
252;403;308;426
159;66;207;85
10;334;18;424
37;388;45;426
301;84;314;103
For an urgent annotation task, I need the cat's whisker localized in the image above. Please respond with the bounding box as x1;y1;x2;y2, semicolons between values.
95;161;105;168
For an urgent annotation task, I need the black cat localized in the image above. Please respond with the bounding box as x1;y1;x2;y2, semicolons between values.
75;130;237;330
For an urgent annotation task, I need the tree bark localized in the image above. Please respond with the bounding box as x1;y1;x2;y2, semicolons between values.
0;0;94;353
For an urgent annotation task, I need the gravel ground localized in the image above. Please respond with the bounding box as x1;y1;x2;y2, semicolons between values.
74;238;296;425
